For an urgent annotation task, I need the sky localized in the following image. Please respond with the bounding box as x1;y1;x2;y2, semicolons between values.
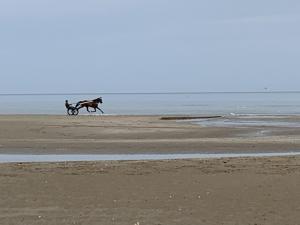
0;0;300;93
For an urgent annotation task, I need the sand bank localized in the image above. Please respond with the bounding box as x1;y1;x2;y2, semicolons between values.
1;115;300;153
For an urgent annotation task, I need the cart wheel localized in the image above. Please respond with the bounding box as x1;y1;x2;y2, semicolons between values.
72;108;79;116
67;108;79;116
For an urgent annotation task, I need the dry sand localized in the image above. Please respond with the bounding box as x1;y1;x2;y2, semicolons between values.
1;157;300;225
0;115;300;225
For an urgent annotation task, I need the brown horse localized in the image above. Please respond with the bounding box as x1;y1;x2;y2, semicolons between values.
76;97;104;114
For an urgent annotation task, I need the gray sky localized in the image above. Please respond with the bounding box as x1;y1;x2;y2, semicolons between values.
1;0;300;93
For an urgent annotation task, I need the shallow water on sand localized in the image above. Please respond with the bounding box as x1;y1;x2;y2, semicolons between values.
193;117;300;128
1;152;300;163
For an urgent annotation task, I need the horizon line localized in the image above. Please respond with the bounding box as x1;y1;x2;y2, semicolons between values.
1;91;300;96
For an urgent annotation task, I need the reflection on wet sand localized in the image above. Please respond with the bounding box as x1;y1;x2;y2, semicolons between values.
1;152;300;163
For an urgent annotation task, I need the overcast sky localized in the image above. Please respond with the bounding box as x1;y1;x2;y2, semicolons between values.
0;0;300;93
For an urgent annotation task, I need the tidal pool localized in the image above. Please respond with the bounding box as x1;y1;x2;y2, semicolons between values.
191;116;300;128
1;152;300;163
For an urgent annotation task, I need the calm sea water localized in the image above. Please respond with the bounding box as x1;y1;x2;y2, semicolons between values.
0;92;300;115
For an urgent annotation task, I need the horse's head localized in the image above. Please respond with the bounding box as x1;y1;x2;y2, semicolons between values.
94;97;103;104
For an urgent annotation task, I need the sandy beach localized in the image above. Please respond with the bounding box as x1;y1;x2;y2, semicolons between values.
1;115;300;224
1;115;300;153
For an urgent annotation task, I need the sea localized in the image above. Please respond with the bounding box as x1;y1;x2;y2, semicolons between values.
0;92;300;115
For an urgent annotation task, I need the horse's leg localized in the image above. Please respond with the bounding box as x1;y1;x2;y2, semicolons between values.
92;107;97;112
86;106;90;112
97;107;104;114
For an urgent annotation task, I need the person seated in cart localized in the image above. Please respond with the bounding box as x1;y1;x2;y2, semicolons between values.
65;100;79;115
65;100;71;109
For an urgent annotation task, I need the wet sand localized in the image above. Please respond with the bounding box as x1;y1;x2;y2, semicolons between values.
1;115;300;153
1;115;300;224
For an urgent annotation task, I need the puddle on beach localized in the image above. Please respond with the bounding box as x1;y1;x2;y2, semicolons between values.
189;116;300;128
1;152;300;163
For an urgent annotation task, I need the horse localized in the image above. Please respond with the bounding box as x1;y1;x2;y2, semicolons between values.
76;97;104;114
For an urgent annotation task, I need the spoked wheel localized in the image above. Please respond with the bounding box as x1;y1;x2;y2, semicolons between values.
67;108;79;116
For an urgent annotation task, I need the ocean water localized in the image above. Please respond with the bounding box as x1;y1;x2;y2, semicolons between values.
0;92;300;115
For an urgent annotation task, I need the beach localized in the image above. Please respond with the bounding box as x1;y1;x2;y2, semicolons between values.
1;115;300;153
1;115;300;224
2;0;300;222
